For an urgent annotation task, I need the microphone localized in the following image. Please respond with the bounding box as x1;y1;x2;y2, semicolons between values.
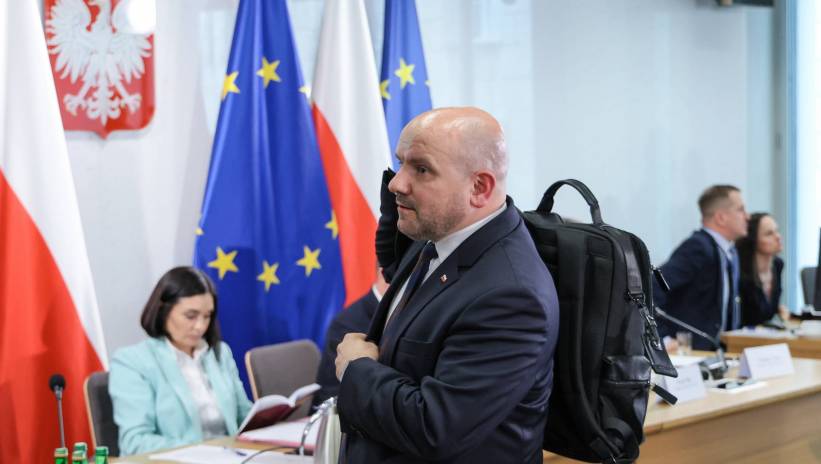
49;374;66;449
654;307;729;379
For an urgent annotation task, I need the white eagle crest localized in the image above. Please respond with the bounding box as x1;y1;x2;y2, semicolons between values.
46;0;152;124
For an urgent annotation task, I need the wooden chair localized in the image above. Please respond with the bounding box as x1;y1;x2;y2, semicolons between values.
245;339;321;419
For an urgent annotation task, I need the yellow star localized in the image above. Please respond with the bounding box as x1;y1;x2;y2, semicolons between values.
394;58;416;89
257;261;280;291
296;246;321;277
222;71;240;100
195;227;204;236
299;84;311;99
256;57;281;88
325;211;339;239
208;247;239;280
380;79;391;100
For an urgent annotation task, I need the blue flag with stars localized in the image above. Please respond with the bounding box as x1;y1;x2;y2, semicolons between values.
194;0;345;392
380;0;433;168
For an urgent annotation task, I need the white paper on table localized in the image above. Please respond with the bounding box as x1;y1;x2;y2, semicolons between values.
239;417;318;450
710;379;768;394
743;327;791;338
148;444;312;463
667;355;705;367
798;320;821;337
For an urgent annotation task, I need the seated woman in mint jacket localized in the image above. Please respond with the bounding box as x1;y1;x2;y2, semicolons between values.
109;267;252;455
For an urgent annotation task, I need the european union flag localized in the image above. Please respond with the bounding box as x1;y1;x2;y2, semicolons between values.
194;0;345;391
380;0;433;168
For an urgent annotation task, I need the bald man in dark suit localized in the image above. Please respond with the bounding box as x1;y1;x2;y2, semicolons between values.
335;107;559;463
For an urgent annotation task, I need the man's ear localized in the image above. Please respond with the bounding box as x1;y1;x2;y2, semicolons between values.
469;171;496;208
714;209;727;227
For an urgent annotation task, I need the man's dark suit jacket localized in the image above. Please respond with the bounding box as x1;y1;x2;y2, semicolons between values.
312;290;379;409
653;229;725;350
338;199;560;464
740;256;783;327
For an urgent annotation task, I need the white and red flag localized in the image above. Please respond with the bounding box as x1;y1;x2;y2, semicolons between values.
45;0;154;138
0;1;107;461
312;0;392;306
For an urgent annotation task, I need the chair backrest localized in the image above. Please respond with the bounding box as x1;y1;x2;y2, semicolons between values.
83;371;119;457
802;267;817;306
245;339;321;419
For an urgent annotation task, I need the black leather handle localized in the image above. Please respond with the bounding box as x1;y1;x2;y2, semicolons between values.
537;179;603;225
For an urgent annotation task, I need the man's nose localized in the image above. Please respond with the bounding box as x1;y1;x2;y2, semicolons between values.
388;169;406;195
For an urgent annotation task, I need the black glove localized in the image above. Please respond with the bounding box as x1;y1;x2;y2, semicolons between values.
375;168;412;282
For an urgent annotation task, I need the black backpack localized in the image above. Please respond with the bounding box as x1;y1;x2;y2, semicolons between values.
521;179;677;464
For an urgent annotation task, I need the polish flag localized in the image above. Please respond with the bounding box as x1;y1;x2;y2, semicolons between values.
0;1;107;462
313;0;392;306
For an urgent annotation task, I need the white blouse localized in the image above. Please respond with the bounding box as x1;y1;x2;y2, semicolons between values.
166;338;228;439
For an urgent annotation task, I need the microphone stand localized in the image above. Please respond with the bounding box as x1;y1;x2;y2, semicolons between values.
654;307;729;379
55;384;65;449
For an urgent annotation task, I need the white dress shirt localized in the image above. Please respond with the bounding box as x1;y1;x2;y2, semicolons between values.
385;203;507;326
166;338;228;439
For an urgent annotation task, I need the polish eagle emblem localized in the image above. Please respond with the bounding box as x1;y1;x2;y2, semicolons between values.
45;0;154;137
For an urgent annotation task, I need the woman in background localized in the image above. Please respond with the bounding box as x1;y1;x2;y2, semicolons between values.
109;266;252;455
737;212;790;326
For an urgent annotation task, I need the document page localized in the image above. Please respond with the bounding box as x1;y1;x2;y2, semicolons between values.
148;444;311;463
239;417;318;450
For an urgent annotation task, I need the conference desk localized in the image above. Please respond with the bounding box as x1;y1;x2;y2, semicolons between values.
545;357;821;463
116;358;821;464
722;328;821;359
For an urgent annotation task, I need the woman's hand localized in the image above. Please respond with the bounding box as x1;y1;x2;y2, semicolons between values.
778;304;791;321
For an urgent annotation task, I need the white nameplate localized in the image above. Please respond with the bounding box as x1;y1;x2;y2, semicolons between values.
738;343;794;380
658;363;706;404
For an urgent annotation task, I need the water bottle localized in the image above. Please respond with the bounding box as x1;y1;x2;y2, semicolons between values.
71;442;88;464
94;446;109;464
53;447;69;464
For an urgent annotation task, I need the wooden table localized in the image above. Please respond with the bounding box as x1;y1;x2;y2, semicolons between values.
118;358;821;463
722;328;821;359
545;357;821;463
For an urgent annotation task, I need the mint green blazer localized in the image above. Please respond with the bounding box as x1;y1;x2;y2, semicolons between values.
109;337;252;455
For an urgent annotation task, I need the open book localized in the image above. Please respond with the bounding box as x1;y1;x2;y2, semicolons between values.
237;383;320;433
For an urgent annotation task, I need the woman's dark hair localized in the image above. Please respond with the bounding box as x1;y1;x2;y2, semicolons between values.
140;266;222;358
736;212;769;289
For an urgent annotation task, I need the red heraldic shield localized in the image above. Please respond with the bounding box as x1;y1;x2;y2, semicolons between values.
44;0;155;138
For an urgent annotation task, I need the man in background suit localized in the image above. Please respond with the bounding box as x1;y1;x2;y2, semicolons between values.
654;185;749;350
334;107;559;463
312;268;388;408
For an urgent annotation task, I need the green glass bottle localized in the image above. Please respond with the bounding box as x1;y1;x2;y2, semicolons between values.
72;442;87;455
93;446;109;464
70;450;85;463
53;447;69;464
